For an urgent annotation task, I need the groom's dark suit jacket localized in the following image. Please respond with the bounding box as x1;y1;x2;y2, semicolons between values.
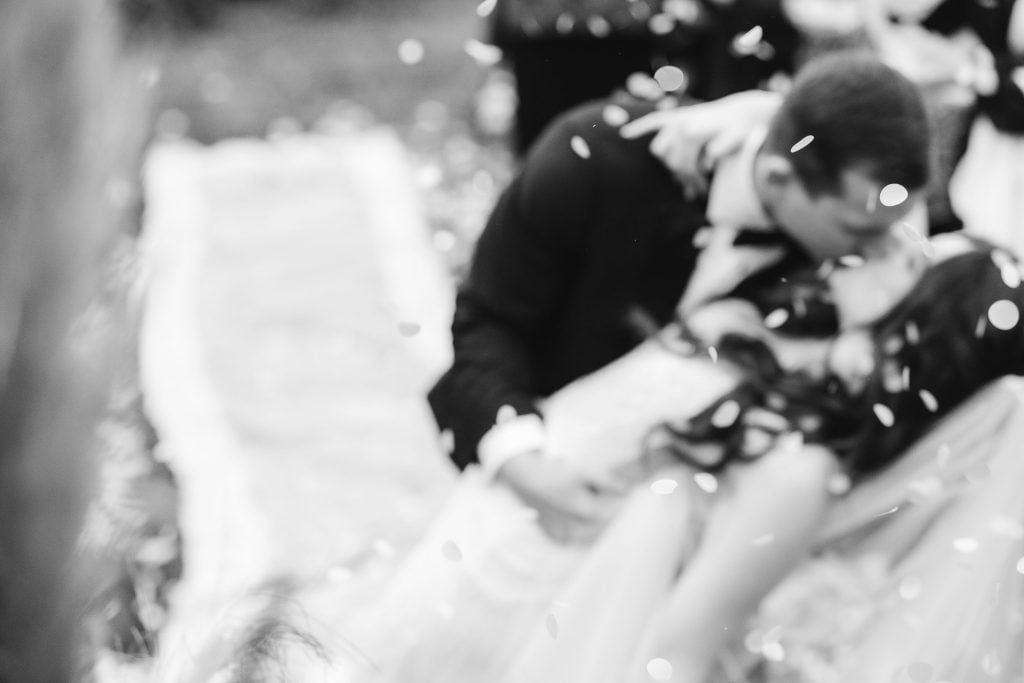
428;100;817;470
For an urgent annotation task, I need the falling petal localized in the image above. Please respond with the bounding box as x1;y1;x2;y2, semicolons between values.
587;15;612;36
626;72;662;100
838;254;865;268
789;135;814;153
975;314;988;338
752;533;775;546
398;39;425;65
1001;263;1021;288
764;308;789;329
463;39;502;66
570;135;591;159
879;183;909;207
826;472;851;495
648;13;676;35
902;365;911;390
899;576;923;600
476;0;497;16
919;389;938;412
953;537;979;553
733;25;764;54
762;641;785;662
988;299;1020;330
397;321;421;337
708;345;718;363
650;478;679;495
654;65;687;92
694;472;718;493
545;613;559;639
647;658;673;681
496;404;517;424
876;505;900;517
711;399;741;428
873;403;895;427
555;12;575;34
441;540;463;562
905;320;920;344
602;104;630;127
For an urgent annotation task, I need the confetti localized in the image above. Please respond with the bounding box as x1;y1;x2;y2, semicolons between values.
901;221;926;243
876;505;900;517
602;104;630;127
397;321;421;337
975;314;988;338
646;658;673;681
838;254;865;268
587;15;612;36
648;13;677;35
463;39;502;66
711;399;741;428
764;308;789;329
733;25;764;54
555;12;575;34
992;250;1021;288
826;472;851;495
476;0;497;16
570;135;591;159
899;576;923;600
654;65;687;92
879;183;909;207
872;403;895;427
650;478;679;495
902;365;911;390
918;389;938;412
988;299;1020;330
708;345;718;363
545;613;559;639
626;72;662;100
441;540;462;562
789;135;814;153
762;641;785;662
693;472;718;493
953;537;979;553
397;39;425;65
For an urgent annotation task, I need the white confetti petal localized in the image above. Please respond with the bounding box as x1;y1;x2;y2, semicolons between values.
879;183;909;207
570;135;591;159
654;65;687;92
441;539;463;561
476;0;497;16
733;25;764;54
762;641;785;662
708;345;718;363
875;505;900;517
463;39;502;66
545;613;559;639
918;389;938;412
953;537;979;553
496;404;517;424
826;472;851;495
647;658;673;681
789;135;814;153
602;104;630;127
650;478;679;495
838;254;866;268
398;39;425;65
764;308;790;329
693;471;718;493
988;299;1020;331
872;403;895;427
711;399;741;428
899;576;923;600
648;13;676;35
905;320;920;344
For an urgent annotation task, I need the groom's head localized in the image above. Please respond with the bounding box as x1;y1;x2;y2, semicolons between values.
755;52;931;259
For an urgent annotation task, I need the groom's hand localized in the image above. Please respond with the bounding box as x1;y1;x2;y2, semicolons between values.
496;451;628;545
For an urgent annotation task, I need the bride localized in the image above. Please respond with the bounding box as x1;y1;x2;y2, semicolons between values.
339;229;1024;683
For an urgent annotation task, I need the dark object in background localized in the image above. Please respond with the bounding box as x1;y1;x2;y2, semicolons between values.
489;0;799;155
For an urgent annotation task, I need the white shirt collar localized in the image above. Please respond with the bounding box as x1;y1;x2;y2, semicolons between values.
705;124;772;231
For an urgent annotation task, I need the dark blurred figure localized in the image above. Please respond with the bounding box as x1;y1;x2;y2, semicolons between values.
488;0;799;155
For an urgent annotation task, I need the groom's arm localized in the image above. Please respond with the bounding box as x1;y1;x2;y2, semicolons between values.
430;102;640;471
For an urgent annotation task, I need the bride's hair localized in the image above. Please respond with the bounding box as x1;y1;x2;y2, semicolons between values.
846;243;1024;475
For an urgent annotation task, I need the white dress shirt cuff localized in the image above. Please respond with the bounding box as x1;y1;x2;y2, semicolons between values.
477;413;545;478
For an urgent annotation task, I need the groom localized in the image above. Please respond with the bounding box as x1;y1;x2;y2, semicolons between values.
428;52;932;543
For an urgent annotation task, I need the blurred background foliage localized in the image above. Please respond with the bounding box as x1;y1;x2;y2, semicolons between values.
121;0;488;144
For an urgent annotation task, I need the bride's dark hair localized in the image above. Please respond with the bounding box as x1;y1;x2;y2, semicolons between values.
845;244;1024;476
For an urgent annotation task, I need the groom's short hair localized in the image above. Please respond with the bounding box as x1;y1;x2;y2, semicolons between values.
764;51;931;197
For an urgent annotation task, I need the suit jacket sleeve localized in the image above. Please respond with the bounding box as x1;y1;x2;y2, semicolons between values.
428;103;612;469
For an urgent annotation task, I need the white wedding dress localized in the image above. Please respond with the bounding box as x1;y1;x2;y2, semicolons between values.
340;337;1024;683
